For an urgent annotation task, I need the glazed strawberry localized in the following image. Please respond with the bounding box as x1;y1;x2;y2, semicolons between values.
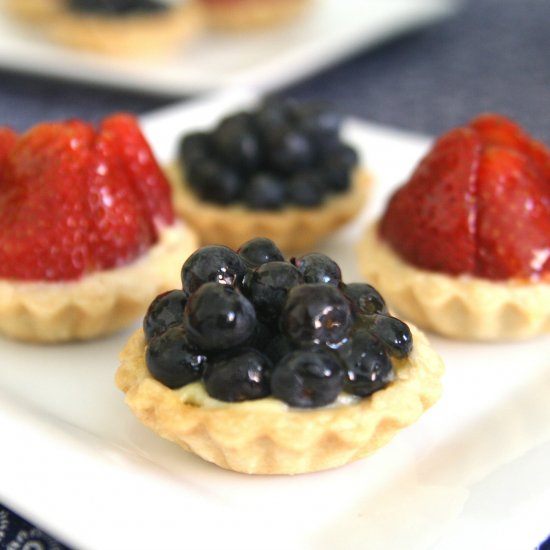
0;121;95;280
380;113;550;281
100;114;174;230
380;127;480;275
0;115;174;281
476;147;550;279
87;119;155;271
469;113;531;152
0;128;16;163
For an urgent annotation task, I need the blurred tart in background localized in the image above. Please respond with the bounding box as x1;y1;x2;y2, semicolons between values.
5;0;204;57
169;97;370;252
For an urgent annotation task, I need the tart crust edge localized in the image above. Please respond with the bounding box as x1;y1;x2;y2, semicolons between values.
166;162;371;252
8;1;204;57
0;223;198;343
115;324;444;475
202;0;312;30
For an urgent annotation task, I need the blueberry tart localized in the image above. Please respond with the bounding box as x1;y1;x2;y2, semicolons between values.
168;98;370;252
116;238;443;474
7;0;204;57
199;0;313;30
0;114;197;342
360;114;550;340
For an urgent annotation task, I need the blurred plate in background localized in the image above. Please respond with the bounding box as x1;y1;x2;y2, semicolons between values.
0;0;458;95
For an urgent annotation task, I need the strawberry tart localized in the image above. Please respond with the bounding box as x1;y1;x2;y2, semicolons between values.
360;114;550;341
0;114;197;343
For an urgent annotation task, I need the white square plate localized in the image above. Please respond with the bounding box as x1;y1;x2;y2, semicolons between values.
0;0;457;94
1;90;549;550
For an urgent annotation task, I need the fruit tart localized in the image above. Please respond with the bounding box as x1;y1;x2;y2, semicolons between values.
116;238;444;475
168;98;370;252
6;0;204;57
360;113;550;341
0;114;197;343
198;0;313;30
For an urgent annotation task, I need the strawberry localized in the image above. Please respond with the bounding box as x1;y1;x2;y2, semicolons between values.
475;146;550;279
469;113;531;152
87;118;155;272
0;114;174;281
0;121;95;280
380;127;480;275
380;113;550;281
0;128;16;164
100;114;174;231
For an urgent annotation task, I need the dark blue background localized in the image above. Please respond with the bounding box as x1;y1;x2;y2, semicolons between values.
1;0;549;548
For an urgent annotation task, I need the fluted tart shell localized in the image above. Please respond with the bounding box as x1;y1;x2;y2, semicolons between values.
167;162;370;253
202;0;312;30
115;323;443;475
0;224;198;343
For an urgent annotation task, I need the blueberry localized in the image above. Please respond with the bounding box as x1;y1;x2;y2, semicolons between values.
291;253;342;286
339;331;394;397
368;314;413;359
263;333;294;364
187;160;242;205
247;261;303;325
265;127;314;174
286;170;325;207
181;245;247;294
289;102;342;138
340;282;388;317
69;0;167;14
333;143;359;169
237;237;284;268
146;326;207;389
271;348;343;408
178;131;212;169
322;145;358;192
253;97;293;137
203;349;272;402
281;284;352;346
248;320;276;351
212;115;261;174
243;173;286;210
143;289;187;342
183;283;256;351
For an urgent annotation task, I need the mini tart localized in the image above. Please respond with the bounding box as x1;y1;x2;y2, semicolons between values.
359;223;550;341
116;323;443;475
0;224;198;343
16;1;204;57
201;0;312;30
167;162;370;252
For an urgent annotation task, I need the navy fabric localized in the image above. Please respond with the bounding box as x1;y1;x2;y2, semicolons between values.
1;0;549;548
0;507;70;549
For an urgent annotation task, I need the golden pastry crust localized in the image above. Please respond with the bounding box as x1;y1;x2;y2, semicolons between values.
202;0;312;30
167;162;370;252
116;324;443;475
359;222;550;341
0;223;198;343
22;1;204;57
4;0;63;22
